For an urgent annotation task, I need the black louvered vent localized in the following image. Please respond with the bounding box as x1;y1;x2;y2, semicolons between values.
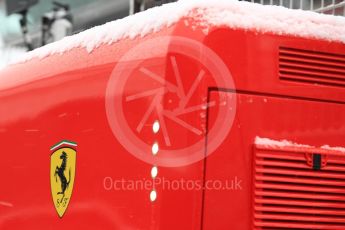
279;47;345;88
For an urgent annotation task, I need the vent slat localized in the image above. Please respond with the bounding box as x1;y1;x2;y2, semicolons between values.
279;47;345;88
254;221;345;229
257;152;306;161
280;60;345;75
256;167;345;180
256;159;345;172
255;206;345;216
255;198;345;209
255;190;345;201
256;182;345;194
257;151;345;165
279;55;345;70
256;175;345;187
256;159;308;169
280;66;345;81
254;145;345;229
255;213;345;223
280;47;345;63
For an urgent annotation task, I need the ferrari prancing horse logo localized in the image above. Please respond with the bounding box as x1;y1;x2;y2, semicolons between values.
50;140;77;218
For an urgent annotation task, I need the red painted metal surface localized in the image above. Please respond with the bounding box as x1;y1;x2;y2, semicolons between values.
1;7;345;230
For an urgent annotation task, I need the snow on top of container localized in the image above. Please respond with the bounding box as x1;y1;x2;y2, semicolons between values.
321;145;345;153
15;0;345;63
255;136;345;153
255;137;312;148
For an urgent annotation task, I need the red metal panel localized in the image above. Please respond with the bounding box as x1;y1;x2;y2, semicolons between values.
0;11;345;229
202;91;345;229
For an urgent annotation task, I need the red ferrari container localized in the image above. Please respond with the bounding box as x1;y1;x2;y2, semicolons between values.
1;1;345;229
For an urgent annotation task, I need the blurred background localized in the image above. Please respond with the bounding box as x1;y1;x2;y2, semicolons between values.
0;0;344;69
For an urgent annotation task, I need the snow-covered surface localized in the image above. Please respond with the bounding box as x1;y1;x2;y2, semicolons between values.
14;0;345;64
255;136;345;153
255;137;312;148
321;145;345;153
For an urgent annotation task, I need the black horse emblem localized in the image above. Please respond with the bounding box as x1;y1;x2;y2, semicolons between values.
54;151;71;198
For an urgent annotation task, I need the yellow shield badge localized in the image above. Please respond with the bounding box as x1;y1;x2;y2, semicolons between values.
50;140;77;218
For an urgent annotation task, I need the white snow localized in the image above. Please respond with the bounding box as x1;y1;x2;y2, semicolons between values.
321;145;345;153
255;136;312;148
255;136;345;153
13;0;345;64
